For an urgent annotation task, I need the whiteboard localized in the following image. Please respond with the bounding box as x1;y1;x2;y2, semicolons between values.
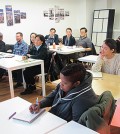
99;10;109;18
96;33;107;46
93;19;103;32
102;19;108;32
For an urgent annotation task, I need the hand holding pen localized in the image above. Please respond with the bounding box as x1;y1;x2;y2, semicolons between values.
29;97;41;114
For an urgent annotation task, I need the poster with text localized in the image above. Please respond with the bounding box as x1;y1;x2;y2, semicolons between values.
14;10;20;23
21;12;26;19
0;9;4;23
5;5;13;26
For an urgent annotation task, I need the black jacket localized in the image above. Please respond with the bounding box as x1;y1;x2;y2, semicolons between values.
40;72;98;122
27;44;49;73
63;35;76;46
45;34;59;45
0;40;5;52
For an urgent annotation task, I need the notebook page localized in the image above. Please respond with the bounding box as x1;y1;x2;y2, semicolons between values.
13;108;45;123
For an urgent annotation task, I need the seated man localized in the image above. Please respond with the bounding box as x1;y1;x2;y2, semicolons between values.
21;34;48;95
45;28;59;45
61;28;76;65
29;63;98;122
76;27;92;56
63;28;76;46
0;32;6;79
12;32;28;88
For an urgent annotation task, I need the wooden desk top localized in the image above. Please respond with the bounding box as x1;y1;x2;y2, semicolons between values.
92;73;120;99
52;73;120;100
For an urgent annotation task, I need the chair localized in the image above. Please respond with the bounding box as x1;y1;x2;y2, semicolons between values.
37;51;63;84
46;51;64;81
78;91;116;134
5;44;14;53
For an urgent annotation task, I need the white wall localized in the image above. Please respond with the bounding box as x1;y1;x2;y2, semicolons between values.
111;0;120;39
1;0;120;44
0;0;88;44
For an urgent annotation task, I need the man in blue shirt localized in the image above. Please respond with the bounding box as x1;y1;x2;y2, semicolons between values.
13;32;28;55
13;32;28;88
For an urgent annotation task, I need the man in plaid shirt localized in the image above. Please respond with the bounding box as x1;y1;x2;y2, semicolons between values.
13;32;28;88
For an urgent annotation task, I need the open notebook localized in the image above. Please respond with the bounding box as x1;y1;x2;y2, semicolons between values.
13;108;45;123
87;70;103;78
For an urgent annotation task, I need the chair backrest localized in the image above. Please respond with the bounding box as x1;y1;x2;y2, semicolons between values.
78;91;116;133
46;51;64;81
91;43;97;55
84;43;97;56
116;40;120;53
5;44;14;53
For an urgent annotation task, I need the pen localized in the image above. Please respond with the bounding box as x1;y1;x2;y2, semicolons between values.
36;97;39;106
9;112;16;120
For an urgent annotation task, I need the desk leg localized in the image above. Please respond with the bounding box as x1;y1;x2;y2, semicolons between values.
22;68;26;89
41;61;46;96
8;70;14;98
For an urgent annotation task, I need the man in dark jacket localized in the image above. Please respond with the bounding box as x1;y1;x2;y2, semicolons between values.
21;34;48;95
45;28;59;45
63;28;76;46
30;63;98;122
0;32;6;79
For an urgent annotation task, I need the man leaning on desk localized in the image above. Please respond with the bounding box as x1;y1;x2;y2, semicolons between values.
12;32;28;88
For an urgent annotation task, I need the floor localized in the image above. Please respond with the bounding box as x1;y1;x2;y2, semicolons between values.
0;76;55;103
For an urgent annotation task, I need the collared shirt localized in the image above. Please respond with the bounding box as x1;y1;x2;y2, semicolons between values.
78;36;92;49
65;37;69;46
13;40;28;55
35;45;41;51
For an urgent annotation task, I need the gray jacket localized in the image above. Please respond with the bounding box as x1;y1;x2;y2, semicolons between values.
40;72;98;122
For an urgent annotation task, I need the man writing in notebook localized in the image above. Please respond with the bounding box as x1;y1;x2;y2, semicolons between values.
29;63;97;122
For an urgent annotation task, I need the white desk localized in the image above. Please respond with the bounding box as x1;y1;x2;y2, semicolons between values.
48;120;99;134
49;45;85;55
78;55;98;63
0;53;45;97
0;97;67;134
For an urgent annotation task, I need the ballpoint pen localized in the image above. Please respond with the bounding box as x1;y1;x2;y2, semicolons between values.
36;97;39;106
8;112;16;120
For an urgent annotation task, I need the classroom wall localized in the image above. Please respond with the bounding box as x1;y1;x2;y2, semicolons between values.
111;0;120;39
0;0;120;44
0;0;88;44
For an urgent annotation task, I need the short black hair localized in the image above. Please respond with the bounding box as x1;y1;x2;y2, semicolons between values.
66;28;72;32
50;28;56;32
80;27;87;33
16;32;23;37
104;38;117;53
61;63;86;83
36;34;45;44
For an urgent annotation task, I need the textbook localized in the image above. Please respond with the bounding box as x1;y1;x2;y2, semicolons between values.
13;108;45;123
87;70;103;78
